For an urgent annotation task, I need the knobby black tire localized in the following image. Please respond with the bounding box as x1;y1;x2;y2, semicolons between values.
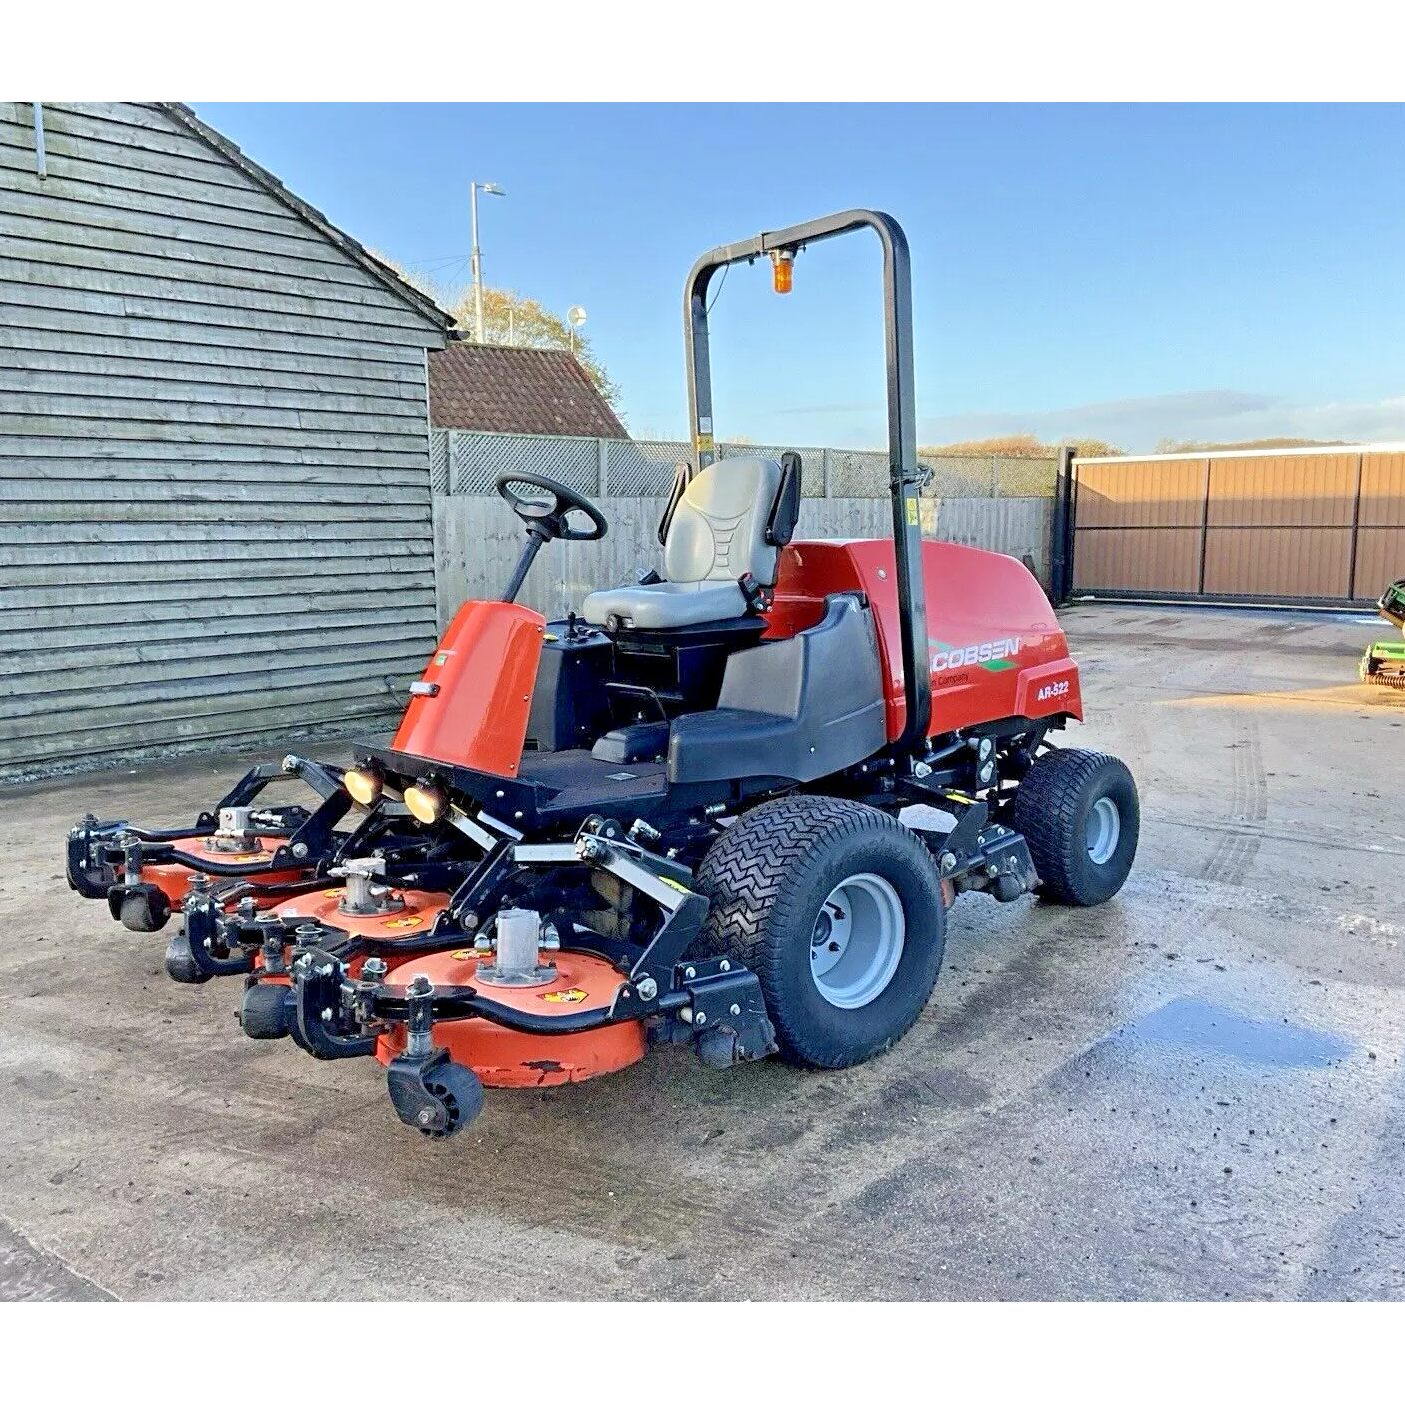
693;794;947;1069
1011;747;1138;906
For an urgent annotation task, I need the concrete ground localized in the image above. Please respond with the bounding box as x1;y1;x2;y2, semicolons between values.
2;603;1403;1301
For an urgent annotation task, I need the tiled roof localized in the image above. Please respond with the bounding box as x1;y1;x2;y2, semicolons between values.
428;342;627;438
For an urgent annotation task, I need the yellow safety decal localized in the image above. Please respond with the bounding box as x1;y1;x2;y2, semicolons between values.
659;875;692;894
541;987;589;1004
906;498;919;526
383;915;424;930
323;889;342;898
944;791;975;805
695;433;715;453
449;948;479;961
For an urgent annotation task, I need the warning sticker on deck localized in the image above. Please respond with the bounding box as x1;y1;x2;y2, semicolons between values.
541;988;588;1004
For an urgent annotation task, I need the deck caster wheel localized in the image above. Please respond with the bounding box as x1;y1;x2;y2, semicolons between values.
117;885;171;933
240;981;293;1039
122;889;170;932
387;1051;484;1139
164;931;211;984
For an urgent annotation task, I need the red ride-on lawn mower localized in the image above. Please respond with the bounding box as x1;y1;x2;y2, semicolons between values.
68;209;1139;1141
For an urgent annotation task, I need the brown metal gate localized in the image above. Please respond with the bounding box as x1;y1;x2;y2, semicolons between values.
1069;447;1405;605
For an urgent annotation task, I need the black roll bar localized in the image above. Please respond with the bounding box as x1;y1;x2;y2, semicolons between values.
682;209;931;748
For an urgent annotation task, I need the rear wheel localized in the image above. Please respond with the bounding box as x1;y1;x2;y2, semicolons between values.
1011;748;1139;905
694;795;947;1068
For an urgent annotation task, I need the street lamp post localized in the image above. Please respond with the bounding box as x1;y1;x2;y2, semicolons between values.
469;181;506;343
567;305;587;357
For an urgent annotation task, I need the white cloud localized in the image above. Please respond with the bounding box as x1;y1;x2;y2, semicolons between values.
919;389;1405;451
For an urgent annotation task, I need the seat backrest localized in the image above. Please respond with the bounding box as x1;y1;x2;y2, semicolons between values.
662;456;784;587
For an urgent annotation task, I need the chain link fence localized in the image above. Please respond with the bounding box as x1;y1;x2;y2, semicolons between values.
430;430;1057;501
431;430;1061;620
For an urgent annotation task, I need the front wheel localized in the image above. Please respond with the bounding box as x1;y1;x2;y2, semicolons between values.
1011;748;1139;905
693;795;947;1069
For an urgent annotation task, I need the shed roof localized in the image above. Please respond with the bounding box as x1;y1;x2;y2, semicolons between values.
428;342;627;437
158;103;453;334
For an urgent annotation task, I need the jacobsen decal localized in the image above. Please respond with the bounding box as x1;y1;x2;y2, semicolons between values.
929;636;1022;673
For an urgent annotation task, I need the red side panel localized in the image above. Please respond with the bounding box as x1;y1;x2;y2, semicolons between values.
391;600;545;778
769;539;1082;742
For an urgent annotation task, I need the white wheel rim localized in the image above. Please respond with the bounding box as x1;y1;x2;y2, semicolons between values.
1087;796;1121;866
809;872;906;1010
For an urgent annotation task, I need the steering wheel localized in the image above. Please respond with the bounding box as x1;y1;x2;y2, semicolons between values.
495;471;608;542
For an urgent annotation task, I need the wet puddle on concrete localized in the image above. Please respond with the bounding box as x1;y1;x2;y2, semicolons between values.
1115;997;1352;1069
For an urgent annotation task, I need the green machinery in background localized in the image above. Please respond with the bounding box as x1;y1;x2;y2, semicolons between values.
1361;578;1405;689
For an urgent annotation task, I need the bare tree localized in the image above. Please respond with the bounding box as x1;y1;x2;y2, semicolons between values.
369;251;621;412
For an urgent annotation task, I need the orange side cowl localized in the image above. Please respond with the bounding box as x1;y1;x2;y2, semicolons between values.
391;600;545;778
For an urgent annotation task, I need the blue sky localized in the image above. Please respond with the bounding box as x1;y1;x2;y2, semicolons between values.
195;102;1405;451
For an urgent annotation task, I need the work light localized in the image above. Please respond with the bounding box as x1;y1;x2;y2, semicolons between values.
342;766;383;807
404;782;448;826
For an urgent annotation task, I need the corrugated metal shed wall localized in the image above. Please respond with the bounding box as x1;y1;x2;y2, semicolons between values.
1072;447;1405;603
1357;452;1405;602
0;102;446;778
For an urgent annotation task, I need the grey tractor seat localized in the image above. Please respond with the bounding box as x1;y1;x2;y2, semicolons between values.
582;455;795;631
582;579;747;631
